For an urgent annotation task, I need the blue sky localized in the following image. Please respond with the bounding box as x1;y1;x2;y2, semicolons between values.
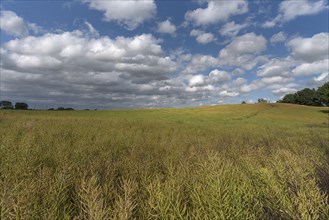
1;0;328;109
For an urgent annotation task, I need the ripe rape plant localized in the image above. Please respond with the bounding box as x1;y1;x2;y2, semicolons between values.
0;103;328;219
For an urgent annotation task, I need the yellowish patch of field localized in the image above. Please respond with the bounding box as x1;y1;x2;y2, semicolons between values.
0;103;328;219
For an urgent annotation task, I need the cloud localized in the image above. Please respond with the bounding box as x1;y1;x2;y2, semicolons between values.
157;19;176;35
219;90;239;97
220;32;266;55
1;31;182;108
185;69;231;96
181;54;219;74
84;21;99;37
0;10;29;37
187;69;230;88
1;30;235;108
189;75;205;87
208;69;230;82
260;76;293;84
313;72;329;82
219;32;267;70
186;69;233;99
262;20;276;28
257;58;296;77
186;85;215;92
272;88;297;96
190;29;216;44
279;0;328;21
263;0;328;28
307;72;329;87
84;0;156;30
292;59;329;76
219;21;248;37
185;0;248;26
270;31;287;43
232;77;247;86
287;32;329;62
0;10;44;37
240;76;294;94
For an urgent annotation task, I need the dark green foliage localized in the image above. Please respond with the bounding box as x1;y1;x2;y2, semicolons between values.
57;107;74;110
15;102;28;110
241;101;247;104
280;82;328;106
294;88;322;106
281;94;296;103
257;98;268;103
0;101;14;109
317;82;329;106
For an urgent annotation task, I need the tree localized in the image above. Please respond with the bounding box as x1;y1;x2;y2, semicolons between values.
294;88;321;106
57;107;74;110
0;101;14;109
257;98;268;103
316;82;329;106
281;94;296;104
241;101;247;104
15;102;28;110
277;82;328;106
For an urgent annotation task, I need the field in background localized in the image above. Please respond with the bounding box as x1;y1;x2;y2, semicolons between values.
1;103;328;219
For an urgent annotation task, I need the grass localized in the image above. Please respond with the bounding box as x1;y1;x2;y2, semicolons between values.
0;103;328;219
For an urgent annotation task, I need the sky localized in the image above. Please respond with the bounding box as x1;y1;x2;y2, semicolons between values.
0;0;328;109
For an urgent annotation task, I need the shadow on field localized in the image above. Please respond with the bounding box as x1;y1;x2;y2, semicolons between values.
306;123;329;128
316;166;329;203
319;109;329;114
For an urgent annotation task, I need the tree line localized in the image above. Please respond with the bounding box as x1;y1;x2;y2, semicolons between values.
277;82;328;106
0;101;28;110
0;101;75;110
1;82;328;110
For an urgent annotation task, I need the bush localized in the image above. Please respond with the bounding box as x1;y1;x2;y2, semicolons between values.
281;82;328;106
257;98;268;103
0;101;14;109
15;102;28;110
317;82;329;106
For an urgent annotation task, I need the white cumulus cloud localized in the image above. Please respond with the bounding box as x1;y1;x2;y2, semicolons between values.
257;58;296;77
219;21;248;37
220;32;266;56
279;0;328;21
313;72;329;81
84;0;156;30
189;74;205;87
190;29;216;44
287;32;329;62
1;31;181;108
219;90;239;97
0;10;29;37
272;88;297;96
209;69;230;82
157;19;176;35
219;32;267;70
263;0;328;28
185;0;248;26
270;31;287;43
0;10;43;37
292;59;329;76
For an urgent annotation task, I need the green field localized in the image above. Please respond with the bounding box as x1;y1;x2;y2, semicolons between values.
1;103;328;219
